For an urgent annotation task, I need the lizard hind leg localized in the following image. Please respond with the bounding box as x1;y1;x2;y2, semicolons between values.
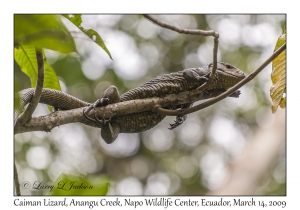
101;123;121;144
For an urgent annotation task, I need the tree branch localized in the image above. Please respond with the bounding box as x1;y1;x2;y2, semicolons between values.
154;43;286;116
143;15;218;36
14;89;240;134
17;49;44;124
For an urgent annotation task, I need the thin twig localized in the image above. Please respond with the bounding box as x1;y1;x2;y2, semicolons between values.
211;35;219;82
154;43;286;116
17;49;44;124
143;14;219;97
143;15;217;36
14;161;21;196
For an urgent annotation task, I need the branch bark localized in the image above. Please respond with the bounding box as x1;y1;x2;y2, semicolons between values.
14;89;241;134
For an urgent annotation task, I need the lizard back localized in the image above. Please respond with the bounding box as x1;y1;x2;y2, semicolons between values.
120;71;202;101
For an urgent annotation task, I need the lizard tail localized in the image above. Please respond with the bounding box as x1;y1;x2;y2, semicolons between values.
18;88;90;110
14;88;91;125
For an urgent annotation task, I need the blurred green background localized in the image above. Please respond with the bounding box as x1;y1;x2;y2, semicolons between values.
14;14;286;195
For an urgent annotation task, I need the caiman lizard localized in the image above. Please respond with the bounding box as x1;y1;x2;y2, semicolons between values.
16;62;245;144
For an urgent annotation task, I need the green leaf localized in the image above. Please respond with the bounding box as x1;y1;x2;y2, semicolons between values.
14;45;38;87
63;14;83;27
14;45;61;91
282;25;286;35
270;28;286;113
62;14;113;59
14;14;76;54
50;174;109;196
43;54;61;91
14;79;21;111
15;46;62;112
43;53;62;112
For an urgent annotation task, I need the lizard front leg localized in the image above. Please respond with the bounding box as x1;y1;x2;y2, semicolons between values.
168;103;192;130
83;85;122;144
182;68;210;83
167;68;208;130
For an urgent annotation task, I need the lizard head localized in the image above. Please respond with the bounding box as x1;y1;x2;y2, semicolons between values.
200;62;246;90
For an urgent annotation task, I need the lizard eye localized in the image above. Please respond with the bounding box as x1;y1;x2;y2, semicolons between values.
225;64;232;69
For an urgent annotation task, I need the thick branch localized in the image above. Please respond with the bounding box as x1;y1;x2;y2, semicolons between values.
14;89;240;134
17;49;44;124
154;43;286;116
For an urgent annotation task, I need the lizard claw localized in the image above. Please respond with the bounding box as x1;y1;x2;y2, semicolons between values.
83;108;97;123
168;121;181;130
168;116;186;130
83;108;111;126
83;97;110;124
94;114;111;125
88;97;109;112
168;123;177;130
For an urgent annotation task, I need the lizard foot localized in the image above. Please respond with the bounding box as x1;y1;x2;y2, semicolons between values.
168;115;187;130
83;108;111;126
83;85;120;125
85;97;109;114
83;97;110;123
94;114;111;125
